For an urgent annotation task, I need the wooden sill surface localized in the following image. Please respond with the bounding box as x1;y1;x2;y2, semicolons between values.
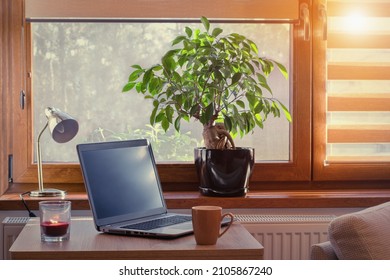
1;188;390;211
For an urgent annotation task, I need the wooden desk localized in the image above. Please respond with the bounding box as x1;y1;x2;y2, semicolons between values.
9;217;263;260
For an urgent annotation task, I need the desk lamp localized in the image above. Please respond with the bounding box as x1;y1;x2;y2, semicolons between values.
30;107;79;197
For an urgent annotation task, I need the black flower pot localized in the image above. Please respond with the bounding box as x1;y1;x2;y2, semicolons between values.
194;147;255;197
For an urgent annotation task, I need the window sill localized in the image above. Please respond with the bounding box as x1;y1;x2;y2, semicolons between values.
1;183;390;211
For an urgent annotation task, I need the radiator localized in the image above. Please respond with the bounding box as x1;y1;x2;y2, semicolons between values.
1;215;334;260
236;214;335;260
2;217;30;260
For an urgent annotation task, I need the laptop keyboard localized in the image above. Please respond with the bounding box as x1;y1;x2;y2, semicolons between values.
122;215;192;231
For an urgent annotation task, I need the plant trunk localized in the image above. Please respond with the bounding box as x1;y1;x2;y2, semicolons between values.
202;123;235;149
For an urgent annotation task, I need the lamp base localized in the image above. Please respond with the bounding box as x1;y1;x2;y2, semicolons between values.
29;188;66;197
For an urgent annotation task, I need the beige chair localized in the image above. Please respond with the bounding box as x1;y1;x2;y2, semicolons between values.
310;201;390;260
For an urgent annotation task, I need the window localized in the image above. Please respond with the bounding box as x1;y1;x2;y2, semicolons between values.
2;0;389;198
313;0;390;180
32;22;290;163
10;0;311;189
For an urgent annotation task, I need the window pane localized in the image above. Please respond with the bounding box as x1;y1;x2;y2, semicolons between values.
327;143;390;158
32;22;290;163
326;13;390;163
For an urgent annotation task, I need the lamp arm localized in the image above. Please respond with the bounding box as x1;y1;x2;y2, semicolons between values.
37;122;48;192
30;107;75;197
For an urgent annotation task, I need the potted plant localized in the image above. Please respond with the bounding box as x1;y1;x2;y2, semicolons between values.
122;17;291;196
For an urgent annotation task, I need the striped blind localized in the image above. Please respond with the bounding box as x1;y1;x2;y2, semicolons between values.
326;0;390;164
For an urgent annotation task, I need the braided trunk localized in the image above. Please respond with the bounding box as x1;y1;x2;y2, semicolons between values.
202;123;235;150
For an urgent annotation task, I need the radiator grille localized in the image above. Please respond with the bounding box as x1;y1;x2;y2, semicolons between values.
3;217;30;224
235;214;336;223
236;214;334;260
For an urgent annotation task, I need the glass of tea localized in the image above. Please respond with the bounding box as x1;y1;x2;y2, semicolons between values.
39;201;71;242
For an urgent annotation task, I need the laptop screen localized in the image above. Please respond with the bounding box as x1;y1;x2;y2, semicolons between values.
77;139;166;226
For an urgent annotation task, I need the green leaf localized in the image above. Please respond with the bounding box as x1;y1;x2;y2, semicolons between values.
231;73;242;85
212;27;223;37
271;102;281;117
245;62;255;74
201;103;214;124
122;82;136;92
193;28;200;39
231;105;240;120
174;116;181;131
162;55;176;72
185;27;193;38
254;100;263;114
200;16;210;32
237;115;246;137
155;111;165;123
142;69;153;85
254;113;264;129
131;64;142;70
182;114;190;122
165;105;174;123
148;77;160;95
151;64;163;72
172;35;187;46
247;39;258;54
189;105;199;116
246;92;257;109
135;82;143;93
128;69;143;82
236;100;245;109
245;113;255;133
161;117;170;131
213;69;223;81
150;106;158;125
257;73;272;94
278;101;292;122
162;50;179;71
224;115;232;132
262;60;274;76
274;61;288;79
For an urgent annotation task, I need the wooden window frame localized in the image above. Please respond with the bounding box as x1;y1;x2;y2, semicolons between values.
1;0;25;196
7;0;312;193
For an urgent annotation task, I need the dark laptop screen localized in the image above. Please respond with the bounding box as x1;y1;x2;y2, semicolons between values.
79;142;165;220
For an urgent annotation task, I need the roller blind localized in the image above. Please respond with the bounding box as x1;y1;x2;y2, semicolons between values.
25;0;299;21
326;0;390;164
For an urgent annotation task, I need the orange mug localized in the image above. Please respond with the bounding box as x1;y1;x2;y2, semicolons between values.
192;205;234;245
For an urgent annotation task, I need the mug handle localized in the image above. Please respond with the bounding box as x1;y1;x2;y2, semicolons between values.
219;213;234;237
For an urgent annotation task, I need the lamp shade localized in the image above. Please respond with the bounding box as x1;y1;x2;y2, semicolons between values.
46;107;79;143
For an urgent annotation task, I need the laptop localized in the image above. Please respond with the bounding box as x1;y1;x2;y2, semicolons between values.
76;139;193;238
